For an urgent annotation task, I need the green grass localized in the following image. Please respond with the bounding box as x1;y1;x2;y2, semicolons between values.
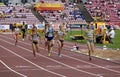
65;30;120;49
26;29;120;49
65;30;86;44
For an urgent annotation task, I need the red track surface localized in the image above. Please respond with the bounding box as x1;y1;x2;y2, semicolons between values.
0;33;120;77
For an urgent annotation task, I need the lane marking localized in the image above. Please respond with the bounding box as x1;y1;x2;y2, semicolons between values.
0;68;42;72
4;37;120;74
0;60;27;77
1;34;120;75
14;38;120;74
0;39;101;77
0;44;66;77
1;35;120;74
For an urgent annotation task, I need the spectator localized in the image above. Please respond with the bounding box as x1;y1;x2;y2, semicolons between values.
1;11;5;19
108;27;115;44
117;9;120;17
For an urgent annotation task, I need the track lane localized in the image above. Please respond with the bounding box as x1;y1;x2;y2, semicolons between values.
0;41;66;77
0;60;24;77
0;36;100;77
0;34;120;77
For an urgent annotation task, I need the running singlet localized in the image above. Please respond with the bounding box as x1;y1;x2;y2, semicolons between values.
47;27;54;37
32;33;39;41
86;30;93;38
58;30;64;36
14;28;20;34
22;25;25;31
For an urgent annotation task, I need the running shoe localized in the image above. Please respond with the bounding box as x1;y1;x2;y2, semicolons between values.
22;39;24;41
89;57;92;61
48;52;51;57
58;53;62;57
50;47;53;51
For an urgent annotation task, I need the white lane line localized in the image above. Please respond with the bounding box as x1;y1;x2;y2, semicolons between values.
1;35;120;74
0;60;27;77
0;68;44;72
0;44;66;77
53;51;120;74
0;39;101;77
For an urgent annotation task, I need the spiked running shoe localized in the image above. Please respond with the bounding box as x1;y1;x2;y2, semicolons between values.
58;53;62;57
48;52;51;57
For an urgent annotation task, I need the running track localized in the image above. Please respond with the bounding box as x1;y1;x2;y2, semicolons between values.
0;33;120;77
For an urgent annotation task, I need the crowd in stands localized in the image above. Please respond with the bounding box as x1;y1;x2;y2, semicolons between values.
84;0;120;26
0;3;40;25
37;0;86;25
0;0;120;31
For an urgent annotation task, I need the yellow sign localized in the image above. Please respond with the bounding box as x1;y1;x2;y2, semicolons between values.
34;2;64;11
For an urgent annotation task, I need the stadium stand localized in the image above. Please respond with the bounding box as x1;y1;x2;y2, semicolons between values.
0;0;120;32
84;0;120;26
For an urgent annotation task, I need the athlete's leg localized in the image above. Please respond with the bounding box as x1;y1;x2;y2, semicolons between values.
58;40;62;57
87;41;92;60
57;40;61;55
15;34;18;45
61;40;64;49
22;31;26;40
50;40;54;50
47;41;51;56
35;43;39;53
90;42;94;53
44;38;48;49
22;32;25;39
32;43;36;57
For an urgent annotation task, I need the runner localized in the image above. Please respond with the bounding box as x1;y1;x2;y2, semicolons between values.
21;21;26;41
29;24;41;57
45;23;55;57
11;23;15;38
56;25;66;57
85;23;94;61
14;24;20;45
43;23;49;49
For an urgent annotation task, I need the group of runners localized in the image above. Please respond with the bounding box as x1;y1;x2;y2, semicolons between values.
12;22;95;60
12;22;26;45
12;22;66;58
